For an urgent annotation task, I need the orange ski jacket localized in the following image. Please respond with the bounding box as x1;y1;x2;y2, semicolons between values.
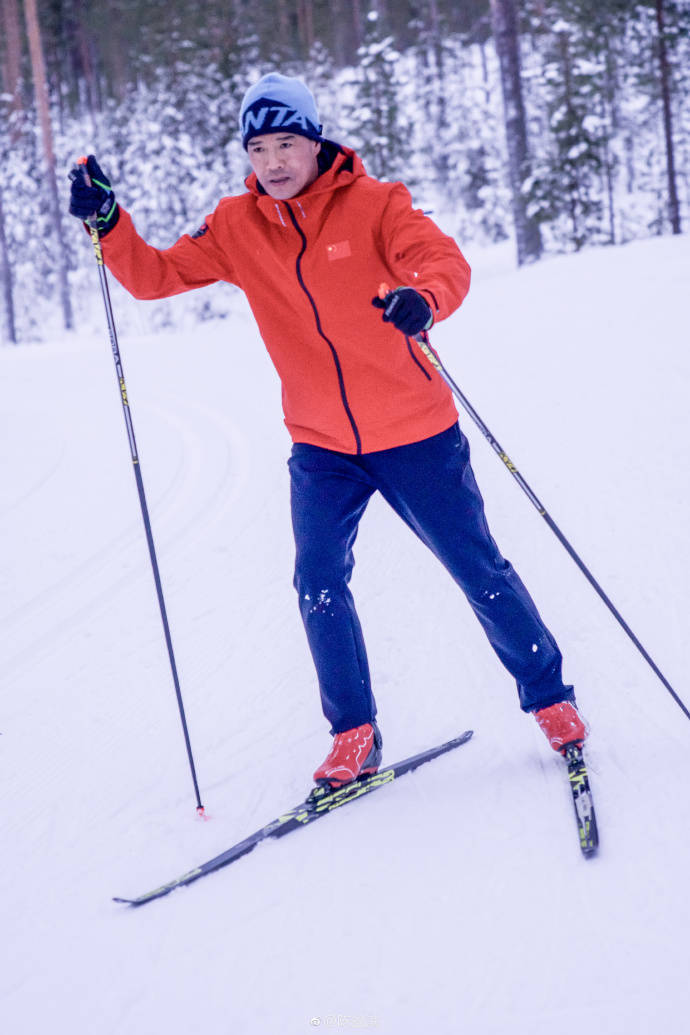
100;144;471;454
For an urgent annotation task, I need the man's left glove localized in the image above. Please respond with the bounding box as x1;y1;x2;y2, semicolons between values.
372;286;433;336
68;155;119;236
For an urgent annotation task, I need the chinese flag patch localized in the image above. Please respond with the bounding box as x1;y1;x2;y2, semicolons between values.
326;240;352;261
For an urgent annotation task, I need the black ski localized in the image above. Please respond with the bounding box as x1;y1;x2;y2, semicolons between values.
114;729;474;907
564;744;599;856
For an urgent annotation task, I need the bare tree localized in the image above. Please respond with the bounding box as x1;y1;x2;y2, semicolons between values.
297;0;315;55
0;0;22;341
655;0;681;234
0;185;17;344
351;0;363;52
74;0;102;122
1;0;23;110
276;0;291;42
23;0;73;330
490;0;542;264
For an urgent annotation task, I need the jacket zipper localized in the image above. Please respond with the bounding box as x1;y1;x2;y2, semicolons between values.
284;202;362;455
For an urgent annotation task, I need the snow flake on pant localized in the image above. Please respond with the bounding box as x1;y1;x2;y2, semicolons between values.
308;588;333;615
480;589;501;601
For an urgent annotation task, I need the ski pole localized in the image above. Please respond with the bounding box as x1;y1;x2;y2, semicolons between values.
77;158;206;814
378;285;687;720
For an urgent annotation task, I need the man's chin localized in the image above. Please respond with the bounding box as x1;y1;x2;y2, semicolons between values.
264;182;296;200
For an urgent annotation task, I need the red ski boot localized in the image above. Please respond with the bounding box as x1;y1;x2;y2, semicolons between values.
313;722;383;788
534;701;588;755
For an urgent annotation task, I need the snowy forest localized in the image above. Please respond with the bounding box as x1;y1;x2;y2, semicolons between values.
2;9;690;1029
1;0;688;344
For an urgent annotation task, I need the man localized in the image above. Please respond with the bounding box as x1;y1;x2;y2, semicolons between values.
69;73;587;789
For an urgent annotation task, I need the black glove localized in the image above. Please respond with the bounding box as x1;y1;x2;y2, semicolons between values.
372;286;433;336
68;155;119;236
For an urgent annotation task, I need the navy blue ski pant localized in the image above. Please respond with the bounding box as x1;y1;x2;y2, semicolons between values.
288;422;573;733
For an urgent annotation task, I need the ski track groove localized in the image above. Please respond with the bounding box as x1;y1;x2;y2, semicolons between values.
2;393;251;684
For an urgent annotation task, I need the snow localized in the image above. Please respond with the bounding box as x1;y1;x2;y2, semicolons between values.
2;232;689;1034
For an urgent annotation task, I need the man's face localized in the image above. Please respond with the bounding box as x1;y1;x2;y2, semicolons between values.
247;133;321;200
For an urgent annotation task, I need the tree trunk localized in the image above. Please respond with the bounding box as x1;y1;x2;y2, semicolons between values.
297;0;315;56
328;0;346;66
0;184;17;344
558;31;581;250
75;0;101;122
489;0;542;264
23;0;73;331
276;0;291;45
655;0;681;234
1;0;23;115
351;0;363;53
429;0;446;125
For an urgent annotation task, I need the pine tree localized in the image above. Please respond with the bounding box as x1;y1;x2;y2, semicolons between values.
653;0;682;232
531;14;609;250
24;0;73;329
490;0;542;263
342;9;412;182
0;182;17;344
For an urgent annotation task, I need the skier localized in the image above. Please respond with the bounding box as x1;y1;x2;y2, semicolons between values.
69;73;587;789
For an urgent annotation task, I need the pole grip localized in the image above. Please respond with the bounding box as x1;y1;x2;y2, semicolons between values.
76;156;99;229
77;155;91;186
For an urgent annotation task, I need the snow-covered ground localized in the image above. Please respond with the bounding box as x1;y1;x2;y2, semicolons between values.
2;233;689;1034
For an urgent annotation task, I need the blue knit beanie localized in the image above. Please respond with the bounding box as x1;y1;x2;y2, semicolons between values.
239;73;322;150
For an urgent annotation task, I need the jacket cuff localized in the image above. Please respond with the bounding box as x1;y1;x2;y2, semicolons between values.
418;287;439;324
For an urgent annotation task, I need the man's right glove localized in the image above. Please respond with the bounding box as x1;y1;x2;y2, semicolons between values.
68;155;119;236
371;286;434;337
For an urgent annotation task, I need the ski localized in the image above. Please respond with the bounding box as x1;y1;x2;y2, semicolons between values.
114;729;474;907
564;744;599;856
